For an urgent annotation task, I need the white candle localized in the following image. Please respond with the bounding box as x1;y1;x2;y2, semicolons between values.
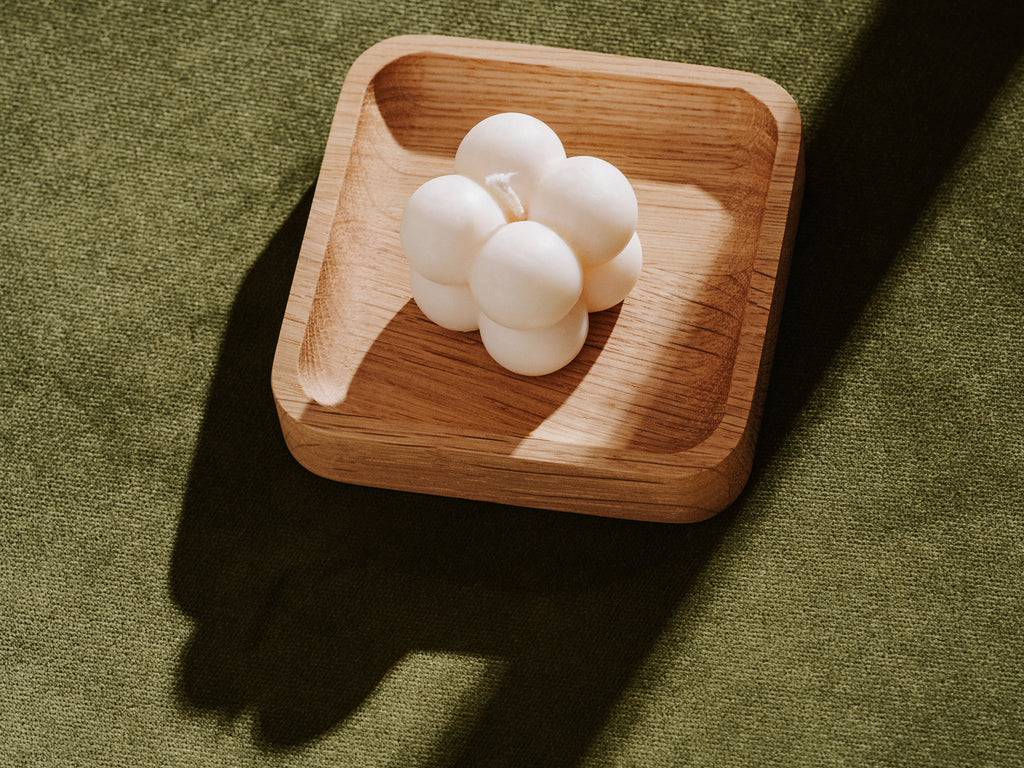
400;112;642;376
470;220;583;331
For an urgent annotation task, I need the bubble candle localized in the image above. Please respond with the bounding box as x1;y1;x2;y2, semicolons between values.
400;112;642;376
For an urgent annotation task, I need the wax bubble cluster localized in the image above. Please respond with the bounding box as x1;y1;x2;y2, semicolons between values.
400;113;642;376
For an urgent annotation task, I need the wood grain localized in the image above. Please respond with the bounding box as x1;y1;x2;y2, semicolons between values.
271;35;804;523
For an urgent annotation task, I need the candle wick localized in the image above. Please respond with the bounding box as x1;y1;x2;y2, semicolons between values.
484;172;526;221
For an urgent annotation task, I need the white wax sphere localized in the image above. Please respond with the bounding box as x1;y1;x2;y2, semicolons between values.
410;270;480;331
454;113;566;218
470;220;582;331
400;174;507;285
479;300;588;376
529;155;638;268
581;232;643;312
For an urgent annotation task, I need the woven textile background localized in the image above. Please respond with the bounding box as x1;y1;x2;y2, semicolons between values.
3;0;1022;765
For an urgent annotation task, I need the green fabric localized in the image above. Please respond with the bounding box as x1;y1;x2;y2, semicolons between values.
3;0;1022;765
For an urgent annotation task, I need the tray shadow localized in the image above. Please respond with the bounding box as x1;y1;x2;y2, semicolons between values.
171;186;730;762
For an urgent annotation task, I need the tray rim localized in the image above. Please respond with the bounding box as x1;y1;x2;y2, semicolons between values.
271;34;804;522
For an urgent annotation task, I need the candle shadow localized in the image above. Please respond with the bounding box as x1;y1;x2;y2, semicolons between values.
170;0;1022;762
327;298;619;439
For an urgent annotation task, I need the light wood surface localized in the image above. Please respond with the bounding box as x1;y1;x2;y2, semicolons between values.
271;35;804;523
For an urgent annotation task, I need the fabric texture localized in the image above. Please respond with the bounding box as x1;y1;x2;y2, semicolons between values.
2;0;1022;765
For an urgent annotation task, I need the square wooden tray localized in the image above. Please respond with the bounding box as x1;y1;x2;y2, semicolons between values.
271;35;803;523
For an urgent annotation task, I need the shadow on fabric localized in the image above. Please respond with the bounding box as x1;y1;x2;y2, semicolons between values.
170;0;1022;762
169;188;730;760
753;0;1023;469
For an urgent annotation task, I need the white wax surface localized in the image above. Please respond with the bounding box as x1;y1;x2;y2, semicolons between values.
478;300;589;377
454;113;566;219
581;232;643;312
470;221;582;331
400;174;507;285
529;155;638;268
410;270;480;331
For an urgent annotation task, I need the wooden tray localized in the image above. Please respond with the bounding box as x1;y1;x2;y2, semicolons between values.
271;35;803;523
